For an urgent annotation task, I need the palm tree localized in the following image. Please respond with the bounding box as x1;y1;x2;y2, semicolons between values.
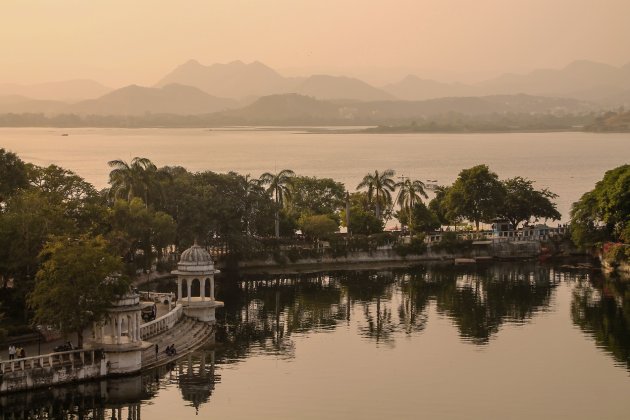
107;157;164;207
259;169;295;238
356;169;396;220
395;178;428;228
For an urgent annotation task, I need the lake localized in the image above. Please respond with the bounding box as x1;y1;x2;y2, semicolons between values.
2;262;629;419
1;128;629;221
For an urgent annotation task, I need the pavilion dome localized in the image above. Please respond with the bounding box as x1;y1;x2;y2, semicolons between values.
174;243;216;275
180;243;212;264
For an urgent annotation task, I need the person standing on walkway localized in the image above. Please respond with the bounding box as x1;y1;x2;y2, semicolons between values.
155;343;159;361
8;345;15;360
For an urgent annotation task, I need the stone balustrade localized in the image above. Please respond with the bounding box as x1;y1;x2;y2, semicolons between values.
0;348;104;374
140;304;183;340
425;226;569;244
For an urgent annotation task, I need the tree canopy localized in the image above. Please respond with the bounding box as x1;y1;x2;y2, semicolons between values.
498;176;560;229
445;165;506;230
28;235;128;347
570;164;630;247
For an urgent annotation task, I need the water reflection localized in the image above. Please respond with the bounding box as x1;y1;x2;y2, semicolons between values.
7;262;630;418
571;273;630;370
213;263;562;354
0;346;218;419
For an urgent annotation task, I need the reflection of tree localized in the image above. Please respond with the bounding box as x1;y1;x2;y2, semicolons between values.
572;276;630;370
216;274;347;361
429;264;557;344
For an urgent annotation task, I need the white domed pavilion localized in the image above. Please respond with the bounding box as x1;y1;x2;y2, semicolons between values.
171;243;223;322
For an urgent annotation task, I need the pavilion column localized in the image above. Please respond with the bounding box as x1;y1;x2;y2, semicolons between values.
210;277;215;300
201;280;206;302
177;278;182;302
136;313;141;340
187;279;192;303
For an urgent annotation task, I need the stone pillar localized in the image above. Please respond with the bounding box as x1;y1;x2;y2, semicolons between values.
177;278;182;302
201;279;206;302
210;276;215;300
187;279;192;303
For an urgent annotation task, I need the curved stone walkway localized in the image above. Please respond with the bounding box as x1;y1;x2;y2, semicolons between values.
141;316;214;370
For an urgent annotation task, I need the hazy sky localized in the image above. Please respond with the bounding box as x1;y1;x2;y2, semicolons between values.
2;0;629;87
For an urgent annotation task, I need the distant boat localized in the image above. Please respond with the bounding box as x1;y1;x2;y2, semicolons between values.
61;133;69;136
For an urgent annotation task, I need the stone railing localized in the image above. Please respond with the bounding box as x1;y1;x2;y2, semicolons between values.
140;304;183;340
140;291;175;304
0;348;104;374
425;226;569;244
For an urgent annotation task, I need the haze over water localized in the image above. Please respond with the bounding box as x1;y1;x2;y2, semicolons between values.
1;128;628;222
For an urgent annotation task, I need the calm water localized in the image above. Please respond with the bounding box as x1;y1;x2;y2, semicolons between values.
1;128;629;220
3;263;630;419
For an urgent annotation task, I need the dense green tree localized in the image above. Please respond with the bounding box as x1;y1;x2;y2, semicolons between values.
288;176;346;220
259;169;295;238
356;169;396;220
445;165;506;230
298;214;339;240
28;235;128;347
108;198;176;273
498;176;560;229
107;157;167;207
341;192;383;235
0;148;28;204
428;185;456;227
408;202;440;234
570;164;630;247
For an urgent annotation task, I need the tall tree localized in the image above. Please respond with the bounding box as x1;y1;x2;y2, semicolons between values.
356;169;396;220
259;169;295;238
395;178;428;229
29;235;128;347
445;165;505;230
498;176;560;229
107;157;165;207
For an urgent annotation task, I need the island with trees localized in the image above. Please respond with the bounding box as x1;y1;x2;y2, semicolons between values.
0;147;627;345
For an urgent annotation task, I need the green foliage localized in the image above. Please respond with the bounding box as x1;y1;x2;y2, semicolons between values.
298;214;339;240
499;176;560;229
356;169;396;220
409;202;440;234
393;234;427;257
288;176;345;219
570;164;630;248
108;198;176;273
428;185;455;226
347;208;384;235
259;169;295;238
0;148;28;204
107;157;168;207
445;165;506;230
28;235;128;346
431;231;473;254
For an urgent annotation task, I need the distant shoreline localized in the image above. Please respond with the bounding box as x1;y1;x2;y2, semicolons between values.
1;125;624;134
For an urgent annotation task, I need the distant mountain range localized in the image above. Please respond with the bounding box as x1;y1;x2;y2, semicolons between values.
208;93;595;125
1;59;629;120
154;59;630;105
66;84;236;115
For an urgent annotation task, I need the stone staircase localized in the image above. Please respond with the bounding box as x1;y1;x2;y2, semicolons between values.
141;316;214;370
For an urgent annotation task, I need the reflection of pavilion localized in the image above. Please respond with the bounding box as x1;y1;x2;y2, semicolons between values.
0;348;218;419
176;348;218;413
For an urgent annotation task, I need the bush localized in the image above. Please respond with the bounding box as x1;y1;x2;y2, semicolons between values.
431;231;473;254
393;234;427;257
602;242;628;267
